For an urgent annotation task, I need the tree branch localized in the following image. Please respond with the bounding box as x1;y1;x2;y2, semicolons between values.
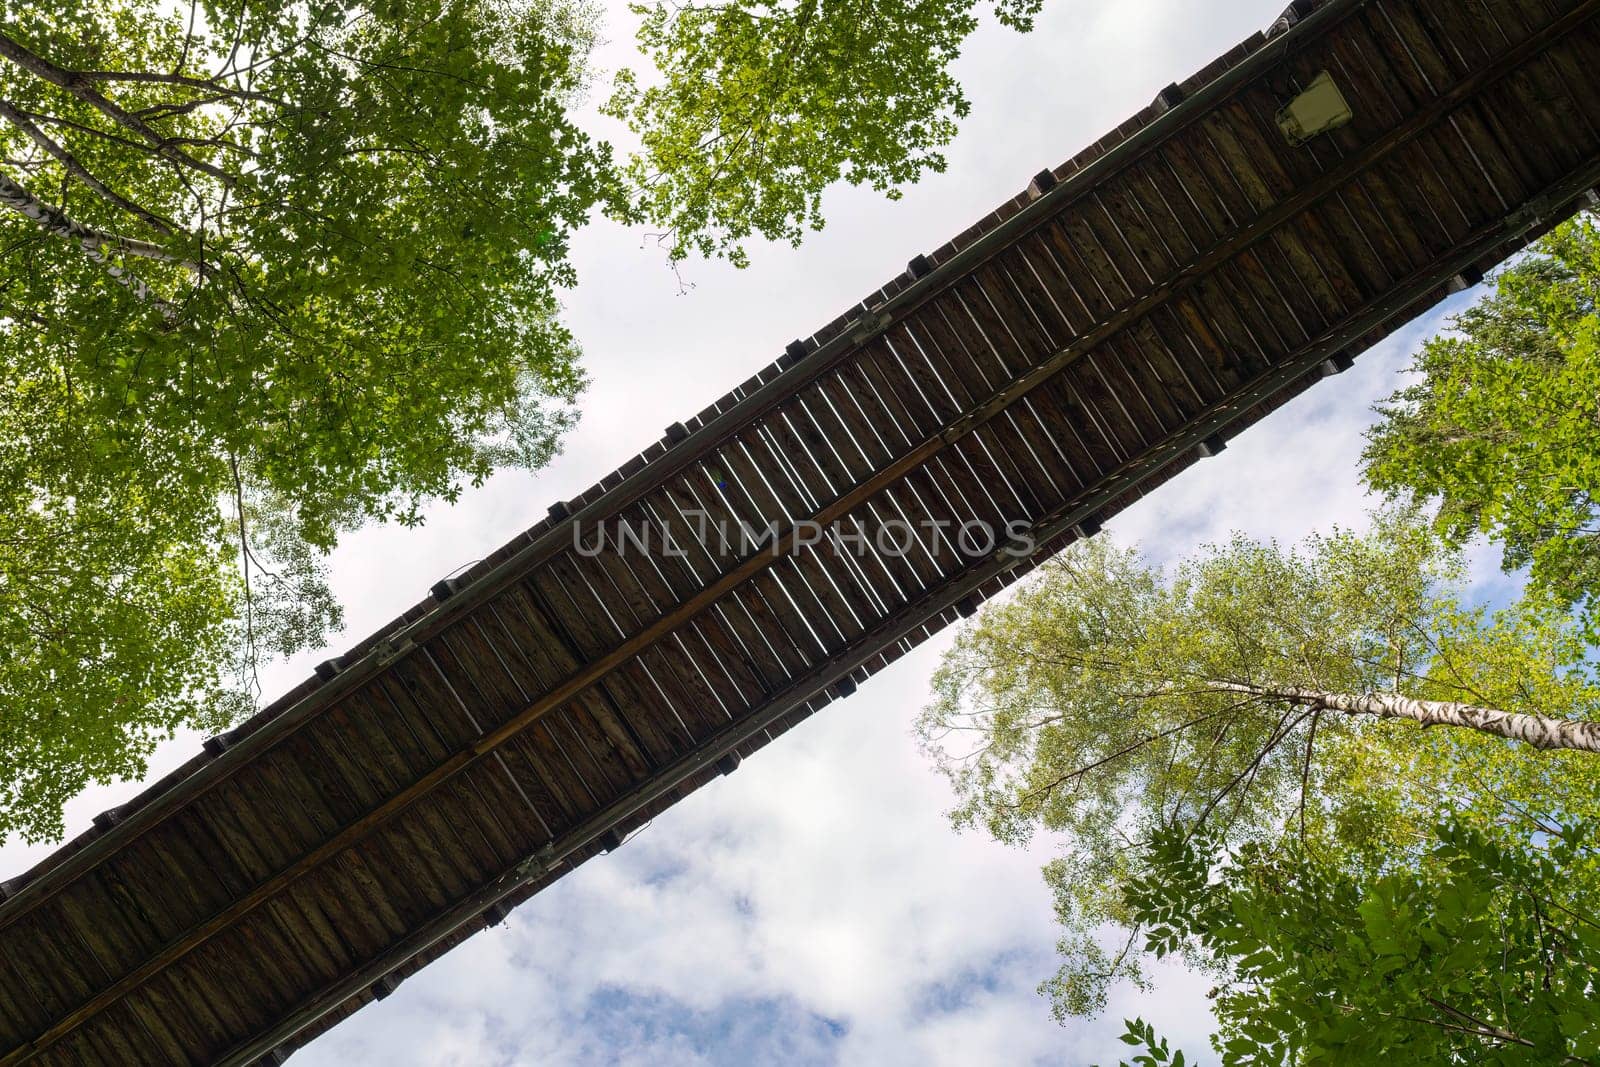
0;29;237;187
70;69;285;107
0;99;188;240
0;169;180;320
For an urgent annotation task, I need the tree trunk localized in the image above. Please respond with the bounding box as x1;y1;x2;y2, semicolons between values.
0;170;179;320
1206;681;1600;753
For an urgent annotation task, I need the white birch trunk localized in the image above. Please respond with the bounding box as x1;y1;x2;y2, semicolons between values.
1206;681;1600;753
0;172;178;320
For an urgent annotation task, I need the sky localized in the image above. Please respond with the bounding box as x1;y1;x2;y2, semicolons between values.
0;0;1506;1063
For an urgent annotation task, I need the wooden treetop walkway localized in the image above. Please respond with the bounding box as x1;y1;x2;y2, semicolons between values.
4;0;1600;1061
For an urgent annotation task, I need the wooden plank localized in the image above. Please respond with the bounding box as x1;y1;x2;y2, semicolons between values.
1311;41;1476;249
808;370;938;594
1385;0;1541;195
1214;97;1361;323
207;780;355;979
690;467;835;680
1417;0;1573;177
487;589;683;771
711;442;837;661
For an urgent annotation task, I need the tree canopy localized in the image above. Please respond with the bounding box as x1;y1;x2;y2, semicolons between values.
0;0;616;841
919;510;1600;1032
603;0;1042;265
1365;214;1600;635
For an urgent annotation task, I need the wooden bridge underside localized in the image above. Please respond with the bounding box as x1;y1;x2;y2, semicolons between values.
5;0;1600;1061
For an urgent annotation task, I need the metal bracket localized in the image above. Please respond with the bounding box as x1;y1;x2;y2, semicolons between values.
514;842;558;880
781;339;810;369
373;637;416;668
1271;0;1317;34
1447;265;1484;293
370;973;402;1001
850;308;892;344
994;539;1032;564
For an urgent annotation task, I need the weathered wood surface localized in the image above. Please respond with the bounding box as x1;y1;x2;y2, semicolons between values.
4;0;1600;1061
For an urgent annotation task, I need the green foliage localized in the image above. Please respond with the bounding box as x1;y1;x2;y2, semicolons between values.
1126;817;1600;1065
0;456;247;842
918;509;1600;1020
1365;213;1600;634
603;0;1040;265
0;0;615;840
1096;1017;1189;1067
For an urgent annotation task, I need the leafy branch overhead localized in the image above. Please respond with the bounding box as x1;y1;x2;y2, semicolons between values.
604;0;1042;265
1365;217;1600;636
1126;817;1600;1064
0;0;616;842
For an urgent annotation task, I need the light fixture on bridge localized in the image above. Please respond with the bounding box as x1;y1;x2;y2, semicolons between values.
1276;71;1353;146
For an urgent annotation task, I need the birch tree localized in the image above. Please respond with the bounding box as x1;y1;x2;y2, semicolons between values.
918;509;1600;1022
0;0;615;842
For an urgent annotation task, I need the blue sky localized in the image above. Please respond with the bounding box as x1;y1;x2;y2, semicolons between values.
0;0;1506;1062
